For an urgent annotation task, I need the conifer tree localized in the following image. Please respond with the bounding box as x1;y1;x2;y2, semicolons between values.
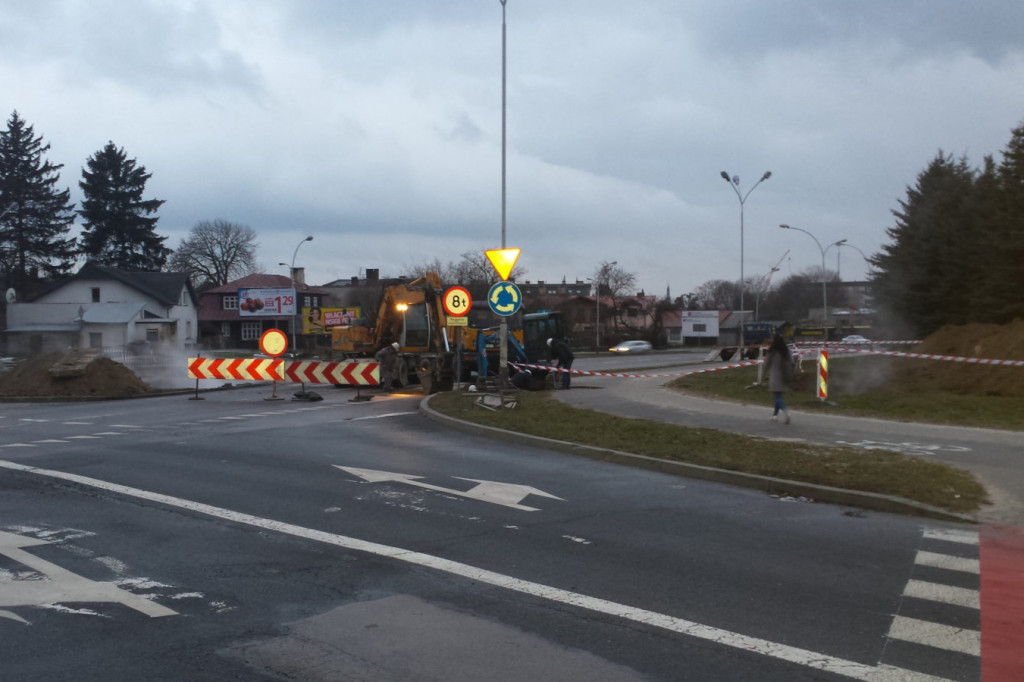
0;111;77;296
989;122;1024;323
78;141;169;271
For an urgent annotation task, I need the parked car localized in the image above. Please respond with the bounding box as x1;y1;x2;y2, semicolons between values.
609;340;652;354
840;335;870;344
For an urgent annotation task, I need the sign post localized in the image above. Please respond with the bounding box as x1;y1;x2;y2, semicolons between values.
443;286;473;391
485;248;521;388
259;328;289;401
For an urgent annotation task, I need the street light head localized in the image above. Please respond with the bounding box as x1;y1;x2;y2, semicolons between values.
761;171;772;181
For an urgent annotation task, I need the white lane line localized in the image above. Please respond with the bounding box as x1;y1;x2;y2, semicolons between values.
344;411;418;422
923;529;978;546
888;616;980;656
903;580;980;609
0;458;947;682
914;551;979;574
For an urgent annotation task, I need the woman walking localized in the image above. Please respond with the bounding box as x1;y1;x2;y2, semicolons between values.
765;334;792;424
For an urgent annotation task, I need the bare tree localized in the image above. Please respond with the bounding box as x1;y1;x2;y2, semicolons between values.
168;219;258;287
403;250;528;294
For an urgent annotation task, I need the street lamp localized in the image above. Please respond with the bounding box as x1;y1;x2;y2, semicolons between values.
720;170;771;349
288;236;314;354
779;225;845;331
590;261;617;351
837;241;871;280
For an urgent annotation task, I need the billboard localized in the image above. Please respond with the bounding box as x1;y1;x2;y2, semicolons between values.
238;288;296;316
302;306;361;334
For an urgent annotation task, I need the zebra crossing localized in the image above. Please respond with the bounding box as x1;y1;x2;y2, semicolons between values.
881;527;980;681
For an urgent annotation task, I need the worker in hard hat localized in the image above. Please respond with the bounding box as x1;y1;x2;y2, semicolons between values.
547;337;574;390
375;341;401;392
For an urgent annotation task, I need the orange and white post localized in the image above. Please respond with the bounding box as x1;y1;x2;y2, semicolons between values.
817;349;829;400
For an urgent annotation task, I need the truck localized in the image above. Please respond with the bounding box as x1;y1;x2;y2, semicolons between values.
330;272;567;393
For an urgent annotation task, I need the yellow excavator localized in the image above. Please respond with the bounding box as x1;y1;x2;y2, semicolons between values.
331;272;566;393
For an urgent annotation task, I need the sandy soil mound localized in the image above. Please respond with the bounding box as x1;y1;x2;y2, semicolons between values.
0;352;155;398
895;319;1024;397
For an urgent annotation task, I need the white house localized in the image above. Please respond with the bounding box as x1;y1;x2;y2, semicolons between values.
4;261;199;356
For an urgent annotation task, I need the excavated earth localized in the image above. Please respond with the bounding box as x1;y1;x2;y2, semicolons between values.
0;352;155;398
0;319;1022;399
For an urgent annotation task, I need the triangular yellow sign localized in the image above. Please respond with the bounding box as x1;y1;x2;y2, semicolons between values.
485;248;521;281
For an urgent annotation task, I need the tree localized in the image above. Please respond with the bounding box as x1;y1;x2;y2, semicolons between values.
871;152;978;336
0;111;77;296
986;122;1024;323
691;279;738;311
167;219;258;288
78;141;169;271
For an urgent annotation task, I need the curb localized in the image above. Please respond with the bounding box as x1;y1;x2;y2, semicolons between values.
420;394;977;524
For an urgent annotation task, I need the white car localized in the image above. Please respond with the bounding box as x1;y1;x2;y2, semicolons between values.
609;340;652;354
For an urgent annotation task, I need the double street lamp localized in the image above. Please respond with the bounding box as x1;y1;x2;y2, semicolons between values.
778;224;845;328
589;261;617;351
720;170;771;349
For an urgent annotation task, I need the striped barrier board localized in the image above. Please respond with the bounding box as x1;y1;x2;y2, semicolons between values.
188;357;283;381
284;360;379;386
188;358;379;385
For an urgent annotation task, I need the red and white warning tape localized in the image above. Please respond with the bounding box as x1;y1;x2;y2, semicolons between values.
833;347;1024;367
510;360;763;380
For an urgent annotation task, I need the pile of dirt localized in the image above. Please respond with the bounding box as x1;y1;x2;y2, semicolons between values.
0;353;155;398
894;319;1024;397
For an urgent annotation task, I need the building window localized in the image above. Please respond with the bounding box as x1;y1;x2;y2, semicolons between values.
91;287;100;302
223;295;238;310
221;322;231;337
241;321;261;341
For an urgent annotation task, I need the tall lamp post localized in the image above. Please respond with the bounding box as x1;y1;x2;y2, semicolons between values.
779;225;845;330
288;236;314;354
589;261;617;351
720;170;771;349
497;0;510;388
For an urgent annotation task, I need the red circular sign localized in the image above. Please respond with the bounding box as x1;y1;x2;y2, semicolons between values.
259;328;289;357
442;286;473;317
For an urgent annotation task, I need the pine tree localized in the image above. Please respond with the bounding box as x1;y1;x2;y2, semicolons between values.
0;111;77;296
989;122;1024;323
871;152;976;336
78;141;169;271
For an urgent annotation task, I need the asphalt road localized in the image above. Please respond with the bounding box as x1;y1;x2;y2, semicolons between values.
559;350;1024;526
0;383;991;681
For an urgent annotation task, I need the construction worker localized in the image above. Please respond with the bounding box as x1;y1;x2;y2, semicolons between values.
375;341;400;392
547;337;574;390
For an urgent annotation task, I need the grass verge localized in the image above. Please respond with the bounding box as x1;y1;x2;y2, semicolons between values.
668;355;1024;431
428;390;987;514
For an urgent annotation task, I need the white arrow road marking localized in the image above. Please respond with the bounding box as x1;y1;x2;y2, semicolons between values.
0;458;945;681
336;466;564;511
0;530;177;622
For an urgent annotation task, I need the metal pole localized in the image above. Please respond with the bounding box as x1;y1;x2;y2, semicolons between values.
498;0;509;388
721;171;771;351
290;236;313;354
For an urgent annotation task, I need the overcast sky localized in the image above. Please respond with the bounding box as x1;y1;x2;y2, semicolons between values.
3;0;1023;298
